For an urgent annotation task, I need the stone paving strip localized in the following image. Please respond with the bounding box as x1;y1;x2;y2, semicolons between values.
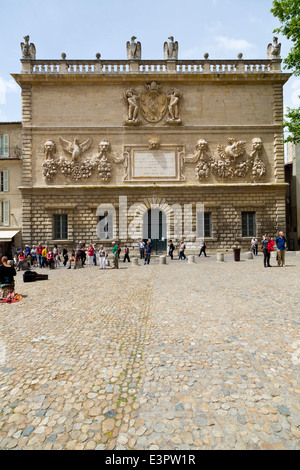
0;253;299;450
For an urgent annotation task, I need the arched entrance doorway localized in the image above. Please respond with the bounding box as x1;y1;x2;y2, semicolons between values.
143;209;167;253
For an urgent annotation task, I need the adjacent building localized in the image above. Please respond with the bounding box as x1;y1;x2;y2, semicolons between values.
0;122;22;258
285;142;300;250
7;36;291;254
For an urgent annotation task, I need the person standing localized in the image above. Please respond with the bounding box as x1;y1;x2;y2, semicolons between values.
37;243;43;268
93;244;97;266
139;239;145;259
261;234;271;267
276;231;287;267
123;245;130;263
87;244;94;266
62;246;68;267
251;237;258;256
53;244;60;268
99;245;107;270
42;245;48;268
31;245;38;267
144;241;152;265
112;241;119;269
168;240;175;260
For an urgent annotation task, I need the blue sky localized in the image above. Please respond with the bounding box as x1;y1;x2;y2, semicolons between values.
0;0;299;121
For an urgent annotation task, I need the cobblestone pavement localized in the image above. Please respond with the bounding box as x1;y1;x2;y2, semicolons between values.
0;252;299;450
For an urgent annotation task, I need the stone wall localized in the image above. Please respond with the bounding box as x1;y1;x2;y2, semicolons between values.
21;185;286;253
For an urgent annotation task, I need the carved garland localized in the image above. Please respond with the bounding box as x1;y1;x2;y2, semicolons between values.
43;138;113;182
184;137;266;181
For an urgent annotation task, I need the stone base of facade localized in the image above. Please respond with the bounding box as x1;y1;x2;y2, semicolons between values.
21;184;287;253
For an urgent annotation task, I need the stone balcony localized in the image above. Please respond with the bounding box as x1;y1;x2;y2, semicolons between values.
21;58;282;75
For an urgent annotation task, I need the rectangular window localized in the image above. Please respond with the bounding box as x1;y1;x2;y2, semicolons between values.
242;212;256;237
197;211;212;238
0;170;9;192
54;214;68;240
204;212;212;238
0;200;10;226
0;135;9;158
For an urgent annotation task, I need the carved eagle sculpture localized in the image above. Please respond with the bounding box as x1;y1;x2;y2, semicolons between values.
164;36;178;60
267;37;281;59
217;138;246;161
59;137;93;162
21;35;36;60
126;36;141;60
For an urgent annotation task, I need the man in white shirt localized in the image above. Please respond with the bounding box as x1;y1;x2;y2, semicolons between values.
251;237;258;256
139;239;145;259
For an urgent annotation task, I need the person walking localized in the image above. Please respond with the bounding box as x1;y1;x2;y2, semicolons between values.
123;245;130;263
198;240;207;257
99;245;107;269
276;231;286;267
179;241;186;260
112;241;119;269
168;240;175;260
144;240;152;265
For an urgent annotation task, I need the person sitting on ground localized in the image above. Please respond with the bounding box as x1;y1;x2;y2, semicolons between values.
68;249;77;269
17;251;27;271
0;256;17;300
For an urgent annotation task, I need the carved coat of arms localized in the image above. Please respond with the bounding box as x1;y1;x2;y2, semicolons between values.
140;82;168;123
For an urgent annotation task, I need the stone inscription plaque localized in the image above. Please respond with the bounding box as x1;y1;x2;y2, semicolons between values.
132;150;176;179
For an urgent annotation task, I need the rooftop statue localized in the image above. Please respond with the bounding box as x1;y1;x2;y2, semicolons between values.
21;35;36;60
267;37;281;60
126;36;141;60
164;36;178;60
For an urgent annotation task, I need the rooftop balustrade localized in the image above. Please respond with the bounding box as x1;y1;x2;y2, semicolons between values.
21;58;282;75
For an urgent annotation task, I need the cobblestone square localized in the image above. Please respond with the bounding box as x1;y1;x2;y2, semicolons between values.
0;252;299;450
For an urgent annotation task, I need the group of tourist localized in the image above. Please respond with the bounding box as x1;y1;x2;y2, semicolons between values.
11;231;287;273
251;231;287;267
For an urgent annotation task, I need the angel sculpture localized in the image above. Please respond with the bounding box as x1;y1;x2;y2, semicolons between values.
217;138;246;161
267;37;281;60
126;36;141;60
59;137;93;162
21;35;36;60
164;36;178;60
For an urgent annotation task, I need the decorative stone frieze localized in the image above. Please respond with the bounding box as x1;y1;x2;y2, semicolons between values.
42;138;113;182
184;137;266;181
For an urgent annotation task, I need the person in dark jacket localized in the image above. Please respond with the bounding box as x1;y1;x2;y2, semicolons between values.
0;257;16;285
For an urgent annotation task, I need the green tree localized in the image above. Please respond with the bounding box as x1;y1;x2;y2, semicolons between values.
271;0;300;143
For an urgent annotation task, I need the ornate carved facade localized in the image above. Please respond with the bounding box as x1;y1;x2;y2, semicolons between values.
11;35;291;251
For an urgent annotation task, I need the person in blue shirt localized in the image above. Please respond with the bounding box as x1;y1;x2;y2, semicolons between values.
144;241;152;265
275;231;286;267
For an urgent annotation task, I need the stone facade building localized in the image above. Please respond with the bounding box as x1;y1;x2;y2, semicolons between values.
0;122;22;257
11;36;290;253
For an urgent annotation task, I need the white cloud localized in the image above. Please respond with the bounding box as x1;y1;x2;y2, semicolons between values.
0;77;19;105
214;36;256;54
